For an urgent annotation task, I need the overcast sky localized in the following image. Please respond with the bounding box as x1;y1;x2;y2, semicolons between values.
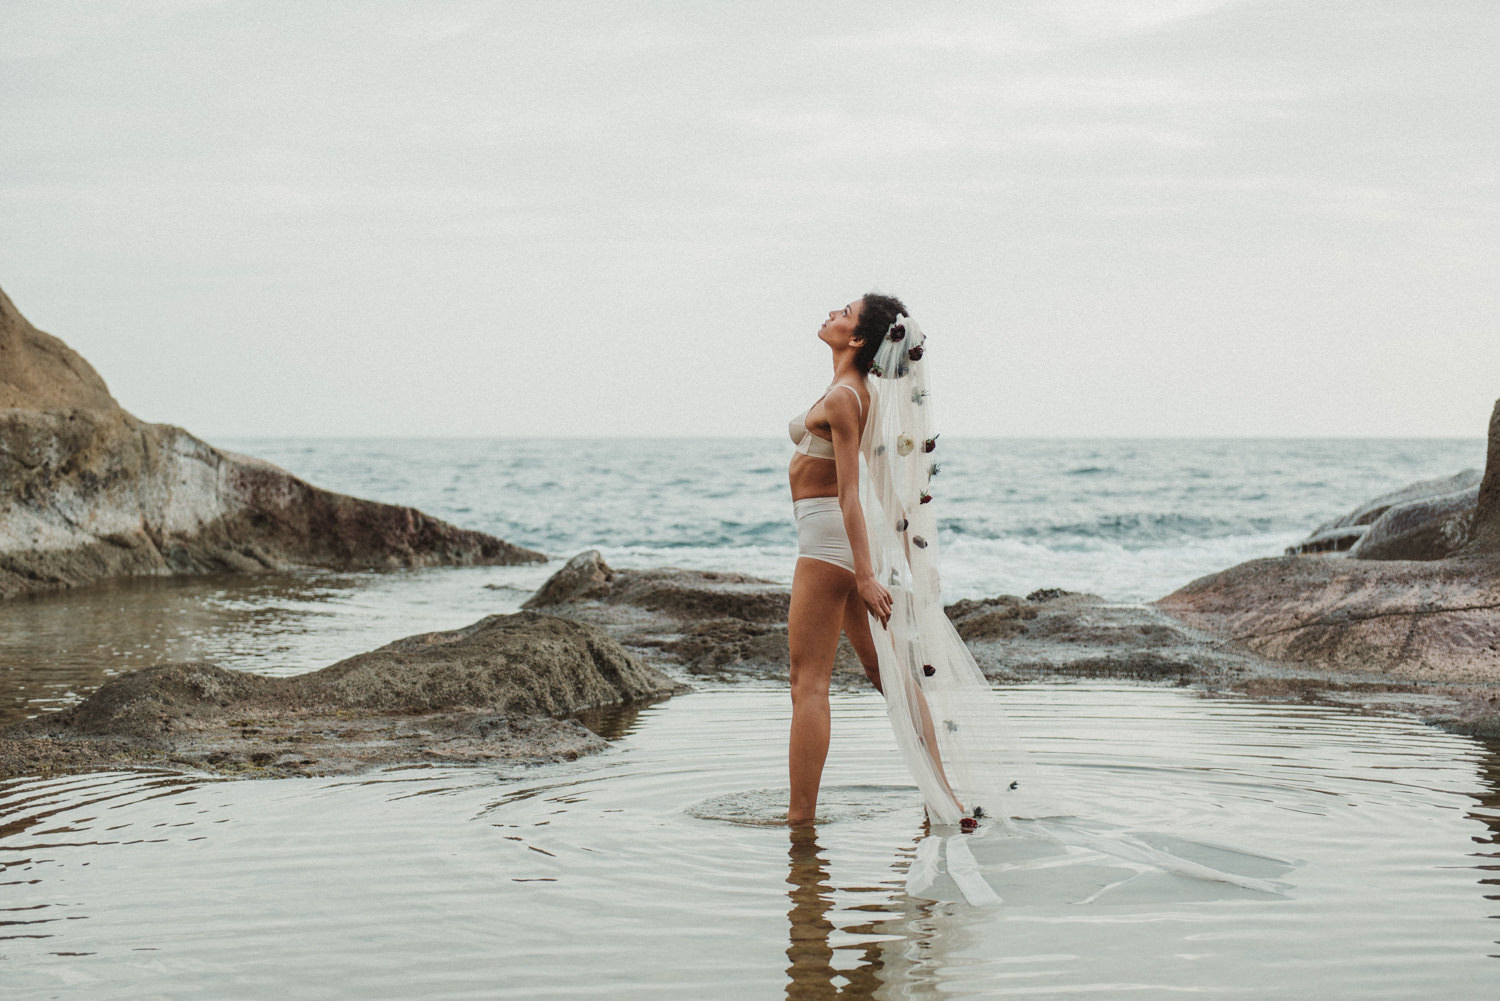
2;0;1496;438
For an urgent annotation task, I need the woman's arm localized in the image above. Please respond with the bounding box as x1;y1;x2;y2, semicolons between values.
826;388;893;626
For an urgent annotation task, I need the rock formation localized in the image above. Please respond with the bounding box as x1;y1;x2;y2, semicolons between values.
523;549;791;623
0;284;543;598
0;611;683;778
1160;399;1500;685
1284;470;1480;557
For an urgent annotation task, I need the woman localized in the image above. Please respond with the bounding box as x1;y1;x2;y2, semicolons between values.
785;292;906;826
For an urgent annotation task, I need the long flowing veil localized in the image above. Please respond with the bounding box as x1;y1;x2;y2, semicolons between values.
859;316;1043;828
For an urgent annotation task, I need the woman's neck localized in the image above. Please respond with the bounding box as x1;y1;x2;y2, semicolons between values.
829;352;862;383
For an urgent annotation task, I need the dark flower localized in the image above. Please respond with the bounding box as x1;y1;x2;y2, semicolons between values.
922;664;935;677
960;817;978;833
888;322;906;342
908;344;924;361
923;435;939;453
919;490;932;504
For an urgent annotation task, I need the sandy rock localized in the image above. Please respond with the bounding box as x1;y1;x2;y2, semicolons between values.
0;286;116;411
0;285;544;598
0;612;683;778
1157;555;1500;683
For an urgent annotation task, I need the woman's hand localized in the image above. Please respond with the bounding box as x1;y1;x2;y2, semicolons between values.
857;573;893;628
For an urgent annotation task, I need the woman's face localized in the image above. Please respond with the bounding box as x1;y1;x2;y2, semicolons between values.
818;299;863;347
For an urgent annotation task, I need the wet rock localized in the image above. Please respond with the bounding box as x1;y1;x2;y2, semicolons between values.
306;612;679;716
0;612;683;779
1286;470;1480;556
945;596;1038;641
1349;485;1478;560
522;549;615;608
0;285;544;600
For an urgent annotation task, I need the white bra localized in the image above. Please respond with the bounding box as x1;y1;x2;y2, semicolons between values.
788;384;864;460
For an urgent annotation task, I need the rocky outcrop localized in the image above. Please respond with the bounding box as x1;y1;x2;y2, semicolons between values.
524;549;790;623
947;590;1259;682
0;284;543;598
1158;555;1500;684
1160;398;1500;685
1285;469;1480;557
1463;400;1500;556
0;612;683;778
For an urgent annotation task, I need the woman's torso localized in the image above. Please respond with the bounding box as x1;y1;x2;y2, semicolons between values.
788;381;870;501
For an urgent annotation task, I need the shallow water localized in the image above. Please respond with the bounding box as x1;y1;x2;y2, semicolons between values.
4;684;1497;999
0;564;554;726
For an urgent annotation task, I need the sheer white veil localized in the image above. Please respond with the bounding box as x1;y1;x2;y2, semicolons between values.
858;316;1043;826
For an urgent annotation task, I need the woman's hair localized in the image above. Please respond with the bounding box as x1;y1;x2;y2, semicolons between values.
852;292;909;374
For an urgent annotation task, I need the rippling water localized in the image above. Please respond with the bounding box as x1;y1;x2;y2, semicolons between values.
3;685;1497;998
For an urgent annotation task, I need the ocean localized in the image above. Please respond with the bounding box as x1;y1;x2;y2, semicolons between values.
227;434;1486;602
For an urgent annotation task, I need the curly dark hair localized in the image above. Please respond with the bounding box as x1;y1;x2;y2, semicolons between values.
851;292;908;374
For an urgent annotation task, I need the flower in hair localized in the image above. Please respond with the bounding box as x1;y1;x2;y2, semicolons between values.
923;435;939;453
869;363;885;378
896;434;915;457
888;322;906;342
908;344;924;361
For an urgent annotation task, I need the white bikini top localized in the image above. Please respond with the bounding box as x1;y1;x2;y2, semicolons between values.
788;383;864;460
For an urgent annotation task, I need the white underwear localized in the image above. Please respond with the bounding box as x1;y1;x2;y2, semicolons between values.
794;497;854;574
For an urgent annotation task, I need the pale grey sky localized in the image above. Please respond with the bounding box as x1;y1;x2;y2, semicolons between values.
2;0;1496;438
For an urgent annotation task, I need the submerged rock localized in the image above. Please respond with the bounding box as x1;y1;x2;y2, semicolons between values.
0;612;683;778
0;284;544;599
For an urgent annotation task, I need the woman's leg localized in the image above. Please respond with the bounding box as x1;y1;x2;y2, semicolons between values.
787;557;854;826
842;592;962;814
841;591;882;694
